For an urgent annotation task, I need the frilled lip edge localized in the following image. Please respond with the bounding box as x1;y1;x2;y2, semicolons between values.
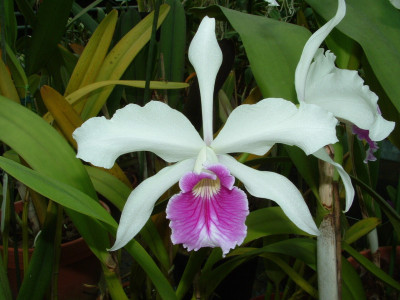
166;164;249;256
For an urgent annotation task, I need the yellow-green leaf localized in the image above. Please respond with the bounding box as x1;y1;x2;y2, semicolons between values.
64;10;118;96
80;4;170;120
0;57;19;103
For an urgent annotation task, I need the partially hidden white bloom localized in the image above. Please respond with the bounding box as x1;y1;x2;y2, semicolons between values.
294;0;395;211
390;0;400;9
73;17;339;256
265;0;279;7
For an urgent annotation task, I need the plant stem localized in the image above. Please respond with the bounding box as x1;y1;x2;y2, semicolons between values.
317;149;340;300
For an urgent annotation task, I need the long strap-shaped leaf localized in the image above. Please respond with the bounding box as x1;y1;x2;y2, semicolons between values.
0;96;176;299
64;10;118;96
0;57;19;103
41;85;131;187
80;4;170;120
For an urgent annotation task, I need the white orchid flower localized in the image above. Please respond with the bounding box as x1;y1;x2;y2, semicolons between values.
294;0;395;211
265;0;279;7
73;17;339;256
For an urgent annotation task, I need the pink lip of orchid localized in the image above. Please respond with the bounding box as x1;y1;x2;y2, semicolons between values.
73;17;340;256
293;0;395;212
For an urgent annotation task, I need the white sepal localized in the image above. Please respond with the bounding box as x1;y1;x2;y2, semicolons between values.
188;16;223;145
219;155;320;236
73;101;204;168
211;98;338;156
109;159;195;251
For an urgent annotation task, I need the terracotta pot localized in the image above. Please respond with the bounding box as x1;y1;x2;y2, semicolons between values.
2;236;100;300
0;201;110;300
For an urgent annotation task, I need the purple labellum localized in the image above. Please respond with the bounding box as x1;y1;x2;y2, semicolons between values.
166;164;249;256
352;125;379;163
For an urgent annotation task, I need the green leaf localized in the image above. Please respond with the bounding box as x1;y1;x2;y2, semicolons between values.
69;1;101;33
160;0;186;109
342;258;366;300
124;240;177;300
81;4;170;120
306;0;400;113
342;242;400;291
17;203;58;300
25;0;74;74
0;252;12;300
226;246;318;298
344;217;380;245
1;0;17;49
350;175;400;240
86;166;171;278
14;0;36;27
244;207;310;244
0;157;117;227
176;249;208;300
0;96;121;291
86;166;129;211
193;5;311;101
285;145;320;200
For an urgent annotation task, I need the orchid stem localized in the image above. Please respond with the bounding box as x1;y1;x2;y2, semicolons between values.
317;148;340;300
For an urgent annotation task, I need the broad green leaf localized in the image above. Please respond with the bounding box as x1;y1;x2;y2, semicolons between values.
306;0;400;113
85;166;130;211
342;242;400;291
0;96;120;289
25;0;73;75
160;0;186;109
342;258;366;300
193;5;311;102
344;217;380;245
0;96;96;198
244;207;310;244
0;157;116;227
81;4;170;120
0;98;174;297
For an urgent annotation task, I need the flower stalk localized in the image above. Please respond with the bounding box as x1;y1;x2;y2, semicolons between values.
317;147;341;300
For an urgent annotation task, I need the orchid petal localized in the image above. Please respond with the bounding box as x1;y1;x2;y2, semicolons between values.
109;159;195;251
305;50;395;141
188;16;222;145
166;164;248;256
219;155;319;236
211;98;338;156
73;101;204;168
295;0;346;102
264;0;279;6
313;148;354;212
